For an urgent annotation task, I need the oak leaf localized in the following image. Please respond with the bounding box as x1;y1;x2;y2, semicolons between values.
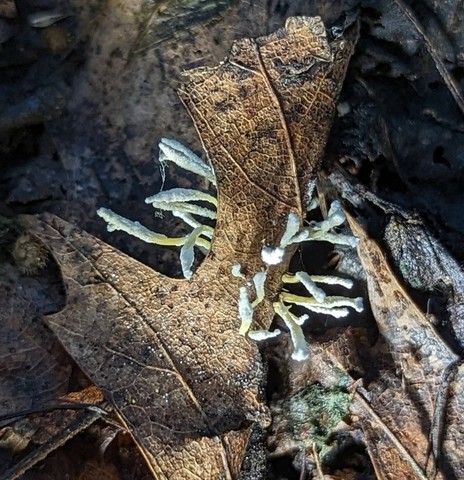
24;16;356;479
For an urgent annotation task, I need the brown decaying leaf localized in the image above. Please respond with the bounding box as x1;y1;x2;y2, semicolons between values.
384;213;464;348
0;386;105;480
346;212;460;479
0;265;70;419
25;17;356;479
442;362;464;478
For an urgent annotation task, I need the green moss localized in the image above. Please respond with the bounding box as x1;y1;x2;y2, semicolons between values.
288;382;352;461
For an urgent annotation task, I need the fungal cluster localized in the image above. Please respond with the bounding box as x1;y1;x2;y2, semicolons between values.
97;139;216;280
234;204;363;361
97;139;363;361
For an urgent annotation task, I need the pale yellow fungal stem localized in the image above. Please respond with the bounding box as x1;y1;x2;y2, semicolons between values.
280;292;364;314
96;208;211;250
238;286;254;335
282;272;354;303
273;301;309;361
180;225;212;279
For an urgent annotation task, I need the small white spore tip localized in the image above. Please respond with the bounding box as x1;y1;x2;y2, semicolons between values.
231;264;245;279
261;246;285;265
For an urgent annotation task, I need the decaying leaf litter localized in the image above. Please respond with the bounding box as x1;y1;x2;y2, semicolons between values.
17;16;358;479
0;0;460;478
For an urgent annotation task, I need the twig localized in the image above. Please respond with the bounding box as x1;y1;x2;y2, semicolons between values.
312;443;325;480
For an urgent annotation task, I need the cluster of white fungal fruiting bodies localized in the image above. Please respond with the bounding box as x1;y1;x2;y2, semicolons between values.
232;204;363;361
98;139;363;361
97;139;216;280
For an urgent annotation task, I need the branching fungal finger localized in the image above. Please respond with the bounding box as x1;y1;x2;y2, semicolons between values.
282;272;355;301
97;208;210;250
159;138;217;185
179;226;211;279
307;197;318;211
173;211;200;228
282;271;327;303
251;271;267;308
280;212;301;247
261;212;301;264
231;264;245;279
274;301;309;361
281;292;364;313
145;188;217;207
297;230;359;247
248;329;282;341
307;275;354;289
292;314;310;326
97;208;184;246
316;200;346;230
98;140;219;280
238;286;254;335
284;200;358;247
149;201;217;220
237;270;268;334
299;305;350;318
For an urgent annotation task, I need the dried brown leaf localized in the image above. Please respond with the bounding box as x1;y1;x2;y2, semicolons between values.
346;212;459;479
384;213;464;348
23;16;356;479
443;362;464;478
0;386;105;480
0;264;70;419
